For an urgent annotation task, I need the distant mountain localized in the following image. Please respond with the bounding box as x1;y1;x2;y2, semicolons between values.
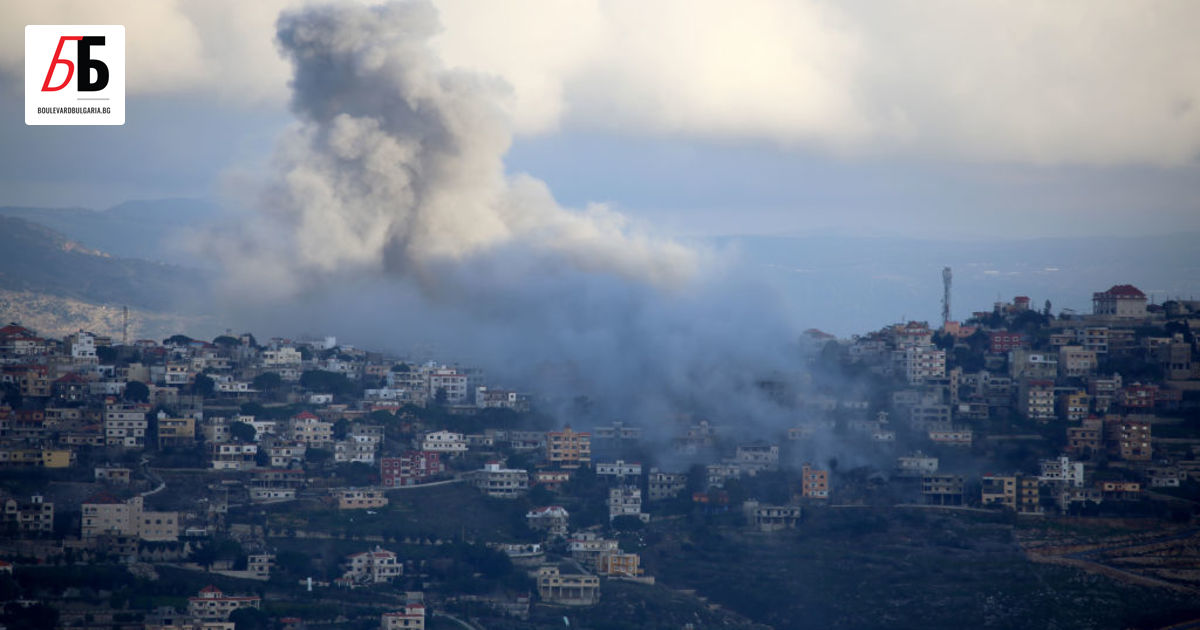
0;215;211;313
0;198;219;266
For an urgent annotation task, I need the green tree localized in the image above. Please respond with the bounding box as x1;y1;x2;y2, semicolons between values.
229;607;270;630
124;381;149;403
229;421;256;443
332;418;352;440
252;372;283;392
193;374;215;396
163;334;194;346
212;335;241;347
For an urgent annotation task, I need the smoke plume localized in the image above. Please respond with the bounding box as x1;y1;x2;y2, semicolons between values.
213;1;832;452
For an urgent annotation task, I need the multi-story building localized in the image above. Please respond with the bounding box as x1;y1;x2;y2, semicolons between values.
897;346;946;385
597;552;643;577
1088;373;1123;413
380;452;444;487
982;475;1040;514
800;464;829;499
1039;456;1085;487
1058;346;1098;378
1066;417;1104;456
289;411;333;447
922;474;965;506
419;430;468;454
1;494;53;534
607;486;647;522
428;368;469;404
381;604;425;630
595;460;642;480
547;427;591;469
157;412;196;448
647;469;688;501
1057;389;1091;422
735;442;780;473
989;331;1028;354
593;422;643;442
536;566;600;606
1105;415;1152;461
1092;284;1147;318
188;586;261;620
342;547;402;585
338;489;388;510
1009;350;1058;380
526;506;570;537
928;426;973;447
1017;379;1056;422
104;402;149;448
471;461;529;499
82;493;178;541
896;453;938;477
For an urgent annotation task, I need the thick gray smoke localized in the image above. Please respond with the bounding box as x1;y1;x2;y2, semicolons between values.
213;2;831;450
219;1;696;299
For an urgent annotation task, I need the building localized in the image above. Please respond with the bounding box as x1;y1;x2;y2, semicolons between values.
800;464;829;499
188;586;261;620
1039;456;1085;487
104;402;149;448
338;489;388;510
734;442;780;473
898;346;946;385
81;493;178;541
746;502;801;532
595;460;642;480
1;494;53;534
247;554;274;580
381;604;425;630
1066;417;1104;456
1057;389;1091;422
419;430;468;454
593;422;643;441
289;411;333;447
428;368;469;404
922;474;965;506
1104;415;1152;461
1092;284;1147;318
989;331;1028;354
597;552;643;577
342;547;402;585
526;505;570;537
607;485;647;522
647;469;688;501
928;426;973;447
896;453;938;477
1009;350;1058;380
1058;346;1098;378
381;452;444;487
1017;379;1056;422
157;412;197;448
471;461;529;499
536;566;600;606
547;426;591;469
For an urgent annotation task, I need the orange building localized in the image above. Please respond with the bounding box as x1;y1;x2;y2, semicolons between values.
800;464;829;499
546;426;591;469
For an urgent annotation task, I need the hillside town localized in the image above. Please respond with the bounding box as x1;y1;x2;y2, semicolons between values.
1;283;1200;629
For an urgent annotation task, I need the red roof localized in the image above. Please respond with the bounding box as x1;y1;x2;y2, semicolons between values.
200;585;222;594
83;491;125;505
293;411;319;420
1100;284;1146;298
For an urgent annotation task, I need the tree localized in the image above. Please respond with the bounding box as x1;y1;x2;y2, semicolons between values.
610;515;646;532
193;374;215;396
229;421;257;443
163;334;194;346
434;387;448;407
213;335;240;347
252;372;283;392
391;362;411;373
229;607;270;630
124;381;149;403
333;418;352;440
306;448;333;466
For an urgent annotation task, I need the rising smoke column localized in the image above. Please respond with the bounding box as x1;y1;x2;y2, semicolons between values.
215;1;834;449
220;1;696;299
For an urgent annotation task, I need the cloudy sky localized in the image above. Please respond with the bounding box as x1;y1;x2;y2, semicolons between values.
2;0;1199;240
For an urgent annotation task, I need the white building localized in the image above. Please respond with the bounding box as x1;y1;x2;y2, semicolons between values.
607;485;648;522
104;403;148;448
420;430;467;454
471;461;529;499
1039;456;1085;488
595;460;642;479
342;547;402;585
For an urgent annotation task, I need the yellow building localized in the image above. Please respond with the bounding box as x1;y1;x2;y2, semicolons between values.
547;426;591;469
598;552;642;577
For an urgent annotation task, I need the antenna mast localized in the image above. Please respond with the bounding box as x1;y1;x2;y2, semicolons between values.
941;267;952;325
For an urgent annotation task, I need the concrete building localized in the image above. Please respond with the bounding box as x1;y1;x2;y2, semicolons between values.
536;566;600;606
1058;346;1098;378
547;426;591;469
471;461;529;499
188;586;261;620
800;464;829;499
922;474;965;506
381;451;444;487
104;402;149;448
1;494;53;534
896;453;939;477
81;493;178;541
338;489;388;510
608;485;647;522
595;459;642;480
647;469;688;501
1017;379;1056;422
1039;456;1085;487
419;430;468;454
381;605;425;630
342;547;402;585
1092;284;1147;318
526;505;570;537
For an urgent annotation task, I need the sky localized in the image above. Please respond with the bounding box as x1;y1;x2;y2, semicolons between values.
2;0;1199;240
